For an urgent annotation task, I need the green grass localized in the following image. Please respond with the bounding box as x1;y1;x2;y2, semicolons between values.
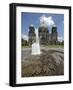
22;44;64;48
43;45;64;48
22;45;31;48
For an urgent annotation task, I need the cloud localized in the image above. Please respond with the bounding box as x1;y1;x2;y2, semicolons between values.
58;37;63;42
40;15;55;27
22;34;28;41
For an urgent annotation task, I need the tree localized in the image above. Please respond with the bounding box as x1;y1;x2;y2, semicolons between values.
21;39;29;46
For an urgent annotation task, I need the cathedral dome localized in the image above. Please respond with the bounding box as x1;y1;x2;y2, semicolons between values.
40;22;48;28
29;24;35;33
52;24;56;27
30;24;34;27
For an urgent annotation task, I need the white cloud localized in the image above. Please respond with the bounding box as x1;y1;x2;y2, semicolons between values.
58;37;64;42
21;34;28;41
40;15;55;27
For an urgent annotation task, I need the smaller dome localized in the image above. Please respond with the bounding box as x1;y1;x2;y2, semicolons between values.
30;24;34;27
52;24;56;27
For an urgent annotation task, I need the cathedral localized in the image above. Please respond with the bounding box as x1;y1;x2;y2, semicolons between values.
28;22;58;45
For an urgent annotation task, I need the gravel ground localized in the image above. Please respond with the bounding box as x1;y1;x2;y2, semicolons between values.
21;47;64;77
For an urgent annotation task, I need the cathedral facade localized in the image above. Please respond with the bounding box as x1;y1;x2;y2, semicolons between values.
28;23;58;45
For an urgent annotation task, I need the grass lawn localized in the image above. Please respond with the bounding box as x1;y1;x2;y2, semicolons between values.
22;45;31;48
22;44;64;48
43;45;64;48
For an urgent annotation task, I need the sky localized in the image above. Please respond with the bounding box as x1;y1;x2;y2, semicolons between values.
21;12;64;41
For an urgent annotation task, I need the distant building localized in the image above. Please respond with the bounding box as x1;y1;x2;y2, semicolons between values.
28;24;36;45
28;24;58;45
51;25;58;44
38;22;49;44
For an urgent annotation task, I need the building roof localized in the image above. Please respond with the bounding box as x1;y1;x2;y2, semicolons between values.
30;24;34;27
52;24;56;27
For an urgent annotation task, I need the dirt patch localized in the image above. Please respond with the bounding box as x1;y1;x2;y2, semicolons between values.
21;49;64;77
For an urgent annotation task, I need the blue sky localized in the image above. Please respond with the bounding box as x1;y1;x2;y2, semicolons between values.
21;12;64;39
